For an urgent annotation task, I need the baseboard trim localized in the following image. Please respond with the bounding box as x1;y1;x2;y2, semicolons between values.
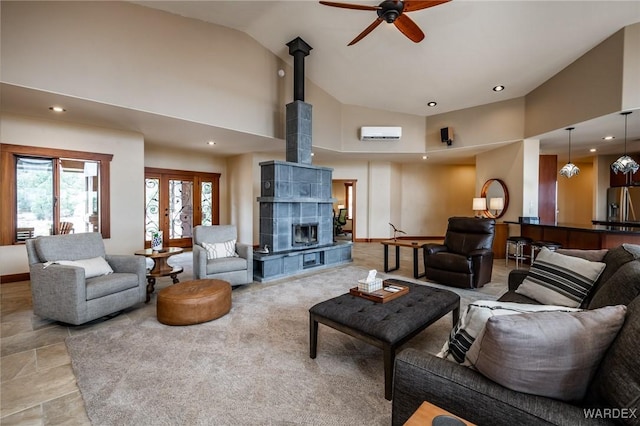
1;272;30;284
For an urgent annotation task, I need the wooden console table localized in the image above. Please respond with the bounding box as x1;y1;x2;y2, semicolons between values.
135;247;184;302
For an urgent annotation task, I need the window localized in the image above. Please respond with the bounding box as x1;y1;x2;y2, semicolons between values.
345;182;353;219
1;144;112;245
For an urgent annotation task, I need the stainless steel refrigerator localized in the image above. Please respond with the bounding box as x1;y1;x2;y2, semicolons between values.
607;187;640;222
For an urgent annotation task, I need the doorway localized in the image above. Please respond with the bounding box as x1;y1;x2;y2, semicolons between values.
144;167;220;248
332;179;357;241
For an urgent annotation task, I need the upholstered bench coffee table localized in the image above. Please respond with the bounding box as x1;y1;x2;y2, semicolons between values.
309;279;460;400
157;279;231;326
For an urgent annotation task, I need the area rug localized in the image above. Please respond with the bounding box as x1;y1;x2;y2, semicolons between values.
66;266;497;426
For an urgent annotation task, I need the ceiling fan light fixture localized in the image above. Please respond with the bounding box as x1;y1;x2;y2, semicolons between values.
320;0;450;45
381;10;399;23
611;112;638;175
560;127;580;178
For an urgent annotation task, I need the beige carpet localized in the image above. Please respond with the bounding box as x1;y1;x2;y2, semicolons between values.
66;265;497;425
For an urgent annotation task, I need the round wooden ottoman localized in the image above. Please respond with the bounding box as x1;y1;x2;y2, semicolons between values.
157;279;231;326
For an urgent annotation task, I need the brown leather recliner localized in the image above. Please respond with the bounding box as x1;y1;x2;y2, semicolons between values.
423;217;496;288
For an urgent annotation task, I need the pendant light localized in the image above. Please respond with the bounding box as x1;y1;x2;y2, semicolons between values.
611;111;638;175
559;127;580;178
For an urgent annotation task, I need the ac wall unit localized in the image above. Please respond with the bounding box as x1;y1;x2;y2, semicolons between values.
359;126;402;141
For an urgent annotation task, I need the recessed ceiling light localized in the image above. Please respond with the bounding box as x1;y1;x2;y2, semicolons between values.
422;155;428;160
427;101;437;107
603;136;615;140
311;152;315;157
492;85;505;92
49;106;66;113
207;140;215;146
590;148;597;153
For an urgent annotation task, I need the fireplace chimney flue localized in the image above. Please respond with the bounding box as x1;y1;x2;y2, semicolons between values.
285;37;313;165
286;37;312;102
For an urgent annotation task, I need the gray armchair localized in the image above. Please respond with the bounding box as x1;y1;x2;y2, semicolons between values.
26;232;146;325
192;225;253;285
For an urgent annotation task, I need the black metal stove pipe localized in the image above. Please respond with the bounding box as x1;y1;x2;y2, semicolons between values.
286;37;312;102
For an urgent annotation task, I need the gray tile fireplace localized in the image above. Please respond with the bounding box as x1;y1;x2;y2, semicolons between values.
253;37;352;282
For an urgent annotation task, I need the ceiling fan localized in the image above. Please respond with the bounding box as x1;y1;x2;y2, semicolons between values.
319;0;450;46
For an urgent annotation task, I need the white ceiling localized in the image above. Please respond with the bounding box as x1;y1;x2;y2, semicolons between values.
2;1;640;164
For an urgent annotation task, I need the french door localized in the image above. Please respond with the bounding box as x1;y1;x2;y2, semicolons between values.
144;168;220;248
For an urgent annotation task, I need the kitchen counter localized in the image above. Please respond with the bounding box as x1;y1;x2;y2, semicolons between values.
509;221;640;249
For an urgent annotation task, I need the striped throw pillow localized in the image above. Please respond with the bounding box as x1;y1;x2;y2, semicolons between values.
202;240;238;260
516;247;605;307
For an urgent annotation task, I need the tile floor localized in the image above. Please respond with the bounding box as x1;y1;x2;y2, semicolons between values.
0;241;518;425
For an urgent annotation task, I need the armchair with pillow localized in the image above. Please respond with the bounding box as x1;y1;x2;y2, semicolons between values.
423;216;496;288
192;225;253;285
393;244;640;426
26;232;146;325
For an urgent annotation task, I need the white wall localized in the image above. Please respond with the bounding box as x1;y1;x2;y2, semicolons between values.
426;98;526;150
368;162;393;238
226;153;255;245
476;141;537;223
389;163;402;237
340;105;426;154
1;1;282;139
0;114;145;275
557;161;594;225
400;163;476;236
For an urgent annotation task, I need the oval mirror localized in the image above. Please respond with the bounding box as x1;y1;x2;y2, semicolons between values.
481;178;509;219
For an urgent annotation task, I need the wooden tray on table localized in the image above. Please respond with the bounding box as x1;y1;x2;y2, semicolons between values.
349;282;409;303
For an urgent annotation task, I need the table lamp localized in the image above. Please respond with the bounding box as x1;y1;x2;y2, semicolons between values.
472;198;487;218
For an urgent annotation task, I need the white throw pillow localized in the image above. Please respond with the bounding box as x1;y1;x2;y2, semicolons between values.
202;240;238;260
467;305;626;401
516;247;606;307
437;300;580;365
55;257;114;278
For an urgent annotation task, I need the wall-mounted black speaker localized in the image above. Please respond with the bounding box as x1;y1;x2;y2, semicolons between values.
440;127;453;146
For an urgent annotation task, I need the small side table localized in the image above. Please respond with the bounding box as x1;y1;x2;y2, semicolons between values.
404;401;475;426
135;247;184;303
380;239;437;279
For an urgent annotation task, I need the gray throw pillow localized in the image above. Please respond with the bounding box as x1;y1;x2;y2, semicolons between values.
516;247;605;307
437;300;579;365
556;248;608;262
467;305;627;402
588;260;640;309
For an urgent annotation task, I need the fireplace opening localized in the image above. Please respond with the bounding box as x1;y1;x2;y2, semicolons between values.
293;223;318;247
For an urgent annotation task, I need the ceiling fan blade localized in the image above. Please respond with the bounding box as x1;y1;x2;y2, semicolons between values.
319;1;381;11
394;14;425;43
403;0;451;12
348;17;384;46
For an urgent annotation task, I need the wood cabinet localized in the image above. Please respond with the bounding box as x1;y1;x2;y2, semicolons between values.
492;222;508;259
519;223;640;249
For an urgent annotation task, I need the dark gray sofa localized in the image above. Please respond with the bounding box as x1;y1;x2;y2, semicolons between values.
392;244;640;426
